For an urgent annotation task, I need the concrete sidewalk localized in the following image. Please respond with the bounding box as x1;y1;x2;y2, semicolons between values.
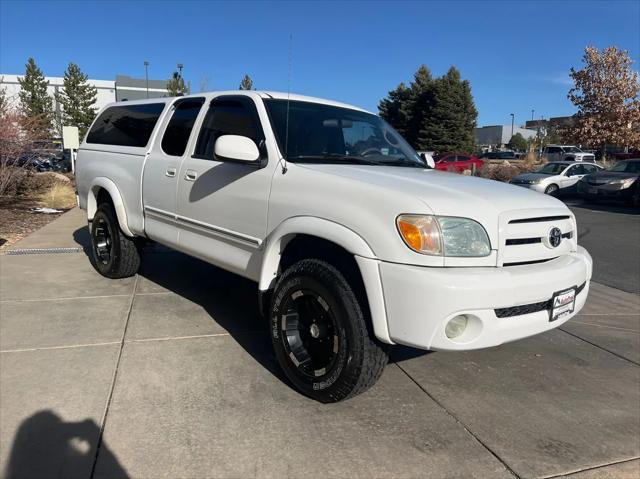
1;209;638;479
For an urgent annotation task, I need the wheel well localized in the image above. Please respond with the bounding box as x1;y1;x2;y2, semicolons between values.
260;235;368;317
95;187;113;208
281;235;361;282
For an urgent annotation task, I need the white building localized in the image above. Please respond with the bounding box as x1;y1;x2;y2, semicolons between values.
475;125;537;147
0;73;170;116
0;74;116;114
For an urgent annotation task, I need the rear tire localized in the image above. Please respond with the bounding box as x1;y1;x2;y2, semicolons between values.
90;203;141;278
270;259;388;402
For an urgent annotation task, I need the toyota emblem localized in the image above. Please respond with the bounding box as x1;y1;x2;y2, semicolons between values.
548;227;562;248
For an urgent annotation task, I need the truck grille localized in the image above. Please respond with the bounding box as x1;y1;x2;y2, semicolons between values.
495;282;586;318
499;211;576;266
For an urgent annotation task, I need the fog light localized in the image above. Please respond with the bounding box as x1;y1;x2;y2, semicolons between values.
445;315;468;339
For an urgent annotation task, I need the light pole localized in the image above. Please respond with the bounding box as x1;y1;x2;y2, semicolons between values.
176;64;184;96
510;113;515;139
144;61;149;99
531;109;534;122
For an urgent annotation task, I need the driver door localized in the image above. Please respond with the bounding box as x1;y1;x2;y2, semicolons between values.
175;95;273;278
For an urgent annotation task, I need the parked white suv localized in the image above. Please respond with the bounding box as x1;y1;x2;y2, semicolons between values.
76;91;592;402
543;145;596;162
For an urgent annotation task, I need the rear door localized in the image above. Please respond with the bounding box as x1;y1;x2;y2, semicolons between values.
175;95;272;278
142;97;205;248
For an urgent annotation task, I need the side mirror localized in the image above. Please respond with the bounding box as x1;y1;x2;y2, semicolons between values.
214;135;260;163
420;152;436;169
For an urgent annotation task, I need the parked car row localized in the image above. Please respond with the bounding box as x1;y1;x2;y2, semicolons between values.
578;158;640;206
479;150;522;160
510;161;602;196
433;152;484;172
511;158;640;207
542;145;596;162
10;151;71;173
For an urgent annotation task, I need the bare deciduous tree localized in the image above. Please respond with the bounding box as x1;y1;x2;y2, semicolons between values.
0;106;49;195
567;46;640;154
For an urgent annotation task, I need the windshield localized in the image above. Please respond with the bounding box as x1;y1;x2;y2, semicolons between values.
535;163;566;175
264;99;424;167
609;161;640;173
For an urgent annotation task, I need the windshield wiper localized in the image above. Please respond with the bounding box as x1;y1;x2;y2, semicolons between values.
376;158;426;168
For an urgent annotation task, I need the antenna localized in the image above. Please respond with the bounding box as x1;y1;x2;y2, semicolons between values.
282;33;293;174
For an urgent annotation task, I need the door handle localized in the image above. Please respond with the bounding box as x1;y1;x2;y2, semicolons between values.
185;170;198;181
165;167;176;178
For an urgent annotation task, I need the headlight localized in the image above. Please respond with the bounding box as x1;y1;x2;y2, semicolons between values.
397;215;491;257
610;178;636;188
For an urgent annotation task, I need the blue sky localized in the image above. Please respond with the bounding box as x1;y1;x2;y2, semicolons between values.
1;0;638;126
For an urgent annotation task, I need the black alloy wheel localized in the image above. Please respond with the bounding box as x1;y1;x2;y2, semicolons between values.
279;288;340;379
270;259;388;402
92;215;113;265
89;203;141;279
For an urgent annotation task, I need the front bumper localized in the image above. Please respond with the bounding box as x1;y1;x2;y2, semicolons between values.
512;182;547;193
379;246;592;351
578;181;636;199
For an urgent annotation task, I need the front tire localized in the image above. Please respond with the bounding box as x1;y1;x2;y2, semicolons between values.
270;259;388;402
90;203;141;278
545;184;560;196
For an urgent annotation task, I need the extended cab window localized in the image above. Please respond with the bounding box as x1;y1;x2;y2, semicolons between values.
86;103;165;147
194;96;264;160
161;98;205;156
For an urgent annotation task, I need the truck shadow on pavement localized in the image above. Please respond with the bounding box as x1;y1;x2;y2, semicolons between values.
72;227;429;390
4;410;129;479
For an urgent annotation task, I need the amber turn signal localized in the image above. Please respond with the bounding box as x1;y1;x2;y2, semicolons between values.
396;215;442;255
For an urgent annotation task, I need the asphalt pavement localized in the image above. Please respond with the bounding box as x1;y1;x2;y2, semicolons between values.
0;208;638;479
566;198;640;293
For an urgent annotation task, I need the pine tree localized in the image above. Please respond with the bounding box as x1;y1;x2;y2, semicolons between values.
379;65;434;148
18;58;54;132
166;71;189;96
418;67;477;152
405;65;434;148
378;82;411;137
239;74;254;90
508;133;528;152
54;62;98;138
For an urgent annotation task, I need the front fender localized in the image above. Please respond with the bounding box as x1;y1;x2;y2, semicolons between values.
258;216;393;344
86;177;134;237
258;216;375;290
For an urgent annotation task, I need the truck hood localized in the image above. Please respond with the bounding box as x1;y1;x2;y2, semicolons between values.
299;164;565;217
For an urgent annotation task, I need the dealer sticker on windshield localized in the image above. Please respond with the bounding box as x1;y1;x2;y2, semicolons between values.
550;287;576;322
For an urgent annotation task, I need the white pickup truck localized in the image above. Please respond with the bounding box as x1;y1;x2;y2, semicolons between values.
76;91;592;402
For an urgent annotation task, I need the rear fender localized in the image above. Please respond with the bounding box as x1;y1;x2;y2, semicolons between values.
86;177;134;237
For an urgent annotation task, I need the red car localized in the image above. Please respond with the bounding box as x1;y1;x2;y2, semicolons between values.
434;152;484;173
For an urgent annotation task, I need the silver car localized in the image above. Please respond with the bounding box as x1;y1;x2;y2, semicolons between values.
510;161;603;196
